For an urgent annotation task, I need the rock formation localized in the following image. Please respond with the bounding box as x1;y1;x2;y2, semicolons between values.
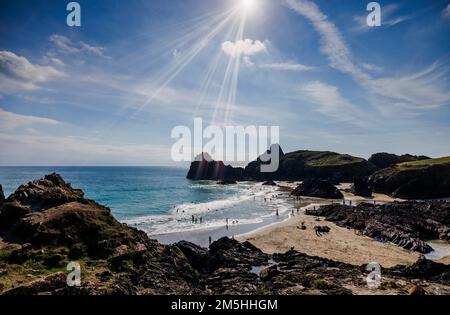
369;153;430;170
351;176;373;198
369;157;450;199
291;179;344;199
244;148;375;182
186;153;244;181
306;201;450;253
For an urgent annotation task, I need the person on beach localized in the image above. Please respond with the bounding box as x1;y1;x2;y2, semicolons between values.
291;209;294;216
276;209;279;217
226;218;229;226
192;215;195;223
209;236;212;247
200;217;203;224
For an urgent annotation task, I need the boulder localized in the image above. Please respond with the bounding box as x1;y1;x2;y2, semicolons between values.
291;179;343;199
351;177;372;197
3;272;67;295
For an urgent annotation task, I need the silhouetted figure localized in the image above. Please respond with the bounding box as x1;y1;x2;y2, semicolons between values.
192;215;195;223
209;236;212;247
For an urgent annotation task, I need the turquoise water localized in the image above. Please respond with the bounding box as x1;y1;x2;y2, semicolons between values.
0;167;289;236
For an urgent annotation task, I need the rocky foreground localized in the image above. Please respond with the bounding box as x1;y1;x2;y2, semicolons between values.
1;174;450;295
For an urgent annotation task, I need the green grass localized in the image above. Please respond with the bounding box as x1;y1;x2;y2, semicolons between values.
284;151;365;167
397;156;450;170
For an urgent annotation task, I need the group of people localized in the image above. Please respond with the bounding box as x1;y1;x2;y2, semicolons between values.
191;215;203;224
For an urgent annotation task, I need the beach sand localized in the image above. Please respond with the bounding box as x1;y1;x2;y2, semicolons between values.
238;209;419;267
238;185;420;268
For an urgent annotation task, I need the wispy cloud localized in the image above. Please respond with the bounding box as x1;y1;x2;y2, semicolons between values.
369;62;450;110
221;39;267;57
285;0;369;81
49;34;107;57
0;108;62;131
285;0;450;112
360;63;383;73
300;80;365;124
444;3;450;18
0;50;65;96
258;61;315;72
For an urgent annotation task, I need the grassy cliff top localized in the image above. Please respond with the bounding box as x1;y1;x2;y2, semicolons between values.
283;150;366;167
397;156;450;170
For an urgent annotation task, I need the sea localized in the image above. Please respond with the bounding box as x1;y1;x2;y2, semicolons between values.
0;167;292;246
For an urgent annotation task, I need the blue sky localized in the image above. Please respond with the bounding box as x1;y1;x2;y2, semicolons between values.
1;0;450;166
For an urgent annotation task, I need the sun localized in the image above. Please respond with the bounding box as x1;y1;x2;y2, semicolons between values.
240;0;256;12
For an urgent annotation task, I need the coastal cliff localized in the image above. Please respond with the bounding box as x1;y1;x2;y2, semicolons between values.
187;146;376;183
1;174;450;295
186;149;450;200
369;157;450;199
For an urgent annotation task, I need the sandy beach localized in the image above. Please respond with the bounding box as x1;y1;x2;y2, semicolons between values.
238;184;422;268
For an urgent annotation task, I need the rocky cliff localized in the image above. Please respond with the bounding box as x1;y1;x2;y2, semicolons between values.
369;157;450;199
368;153;430;170
187;147;376;182
244;149;375;182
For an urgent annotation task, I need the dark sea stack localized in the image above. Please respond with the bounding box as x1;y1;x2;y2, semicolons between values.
351;177;373;197
369;152;430;170
306;201;450;253
369;157;450;199
291;179;344;199
186;153;243;181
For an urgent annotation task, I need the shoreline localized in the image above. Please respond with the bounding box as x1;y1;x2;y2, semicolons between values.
151;182;450;267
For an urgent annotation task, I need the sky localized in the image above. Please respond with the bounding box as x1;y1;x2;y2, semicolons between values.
1;0;450;166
